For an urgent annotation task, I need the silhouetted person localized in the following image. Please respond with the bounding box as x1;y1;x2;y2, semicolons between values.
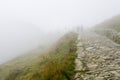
80;26;84;32
76;27;80;33
76;25;84;33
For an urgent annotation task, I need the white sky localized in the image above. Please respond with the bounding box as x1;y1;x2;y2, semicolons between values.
0;0;120;29
0;0;120;64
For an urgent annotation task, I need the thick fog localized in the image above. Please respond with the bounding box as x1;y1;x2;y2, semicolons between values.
0;0;120;64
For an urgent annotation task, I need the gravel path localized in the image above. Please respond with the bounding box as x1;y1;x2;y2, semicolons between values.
74;31;120;80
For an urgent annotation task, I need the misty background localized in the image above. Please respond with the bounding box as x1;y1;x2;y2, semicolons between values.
0;0;120;64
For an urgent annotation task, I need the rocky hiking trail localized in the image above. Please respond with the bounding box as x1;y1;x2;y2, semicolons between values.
74;31;120;80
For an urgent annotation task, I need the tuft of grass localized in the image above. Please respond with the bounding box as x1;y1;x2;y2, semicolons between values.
5;32;78;80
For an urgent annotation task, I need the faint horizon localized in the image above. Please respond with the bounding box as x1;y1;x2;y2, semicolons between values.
0;0;120;64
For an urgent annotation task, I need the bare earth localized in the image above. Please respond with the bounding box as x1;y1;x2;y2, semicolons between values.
74;31;120;80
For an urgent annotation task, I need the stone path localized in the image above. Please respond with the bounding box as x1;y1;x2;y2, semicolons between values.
74;31;120;80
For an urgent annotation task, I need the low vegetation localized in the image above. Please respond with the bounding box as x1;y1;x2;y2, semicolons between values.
0;32;77;80
93;15;120;44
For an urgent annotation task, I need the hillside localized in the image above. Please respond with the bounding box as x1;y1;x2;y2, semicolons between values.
74;15;120;80
1;15;120;80
0;32;78;80
92;15;120;44
94;15;120;31
75;31;120;80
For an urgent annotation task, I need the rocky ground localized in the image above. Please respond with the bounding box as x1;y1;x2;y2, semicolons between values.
74;31;120;80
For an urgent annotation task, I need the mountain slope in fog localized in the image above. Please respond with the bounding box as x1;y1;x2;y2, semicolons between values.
0;22;64;64
0;32;77;80
93;15;120;44
94;15;120;31
0;23;42;64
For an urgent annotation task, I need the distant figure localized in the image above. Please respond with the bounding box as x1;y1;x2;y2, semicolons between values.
76;25;84;33
80;25;84;32
76;27;80;33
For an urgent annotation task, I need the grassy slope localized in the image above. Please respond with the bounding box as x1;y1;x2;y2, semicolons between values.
93;15;120;31
0;32;78;80
92;15;120;44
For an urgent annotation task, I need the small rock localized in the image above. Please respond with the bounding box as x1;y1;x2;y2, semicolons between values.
102;56;114;60
95;77;105;80
110;71;120;77
77;43;83;47
74;73;83;80
75;59;83;70
88;64;98;70
86;47;94;51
